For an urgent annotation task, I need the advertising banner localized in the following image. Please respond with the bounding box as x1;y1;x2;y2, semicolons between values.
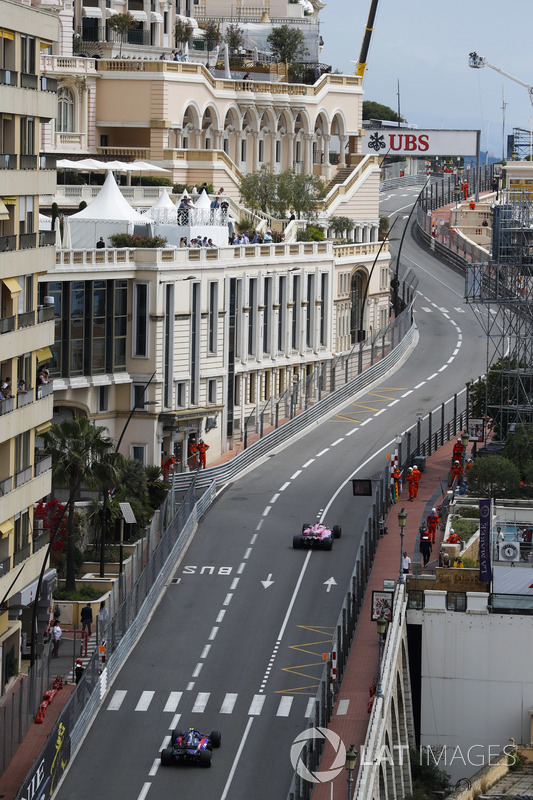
361;129;479;157
478;498;492;582
493;566;533;595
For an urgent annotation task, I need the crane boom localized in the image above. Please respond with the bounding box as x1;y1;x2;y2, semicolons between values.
356;0;379;78
469;51;533;106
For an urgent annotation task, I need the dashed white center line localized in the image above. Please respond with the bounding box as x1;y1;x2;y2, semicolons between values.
438;365;448;372
163;692;182;713
255;520;263;531
414;381;426;389
279;481;291;491
209;626;219;640
200;645;211;659
169;713;181;729
401;390;413;397
250;533;258;544
148;759;160;777
305;698;315;717
216;610;225;623
330;438;344;446
316;448;329;457
345;427;358;436
291;470;302;479
223;593;232;606
387;400;399;408
302;459;315;468
237;562;246;574
186;681;195;691
192;662;203;678
269;493;280;504
136;691;155;712
137;782;151;800
262;506;271;516
447;357;454;363
360;419;371;426
374;409;385;416
427;373;438;380
244;547;252;559
230;577;239;590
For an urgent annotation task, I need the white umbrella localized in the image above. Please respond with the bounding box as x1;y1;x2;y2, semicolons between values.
62;216;72;250
105;160;133;171
129;161;170;173
223;42;231;79
57;158;83;169
75;158;108;170
54;217;62;248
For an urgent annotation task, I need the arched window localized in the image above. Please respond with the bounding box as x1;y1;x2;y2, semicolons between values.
57;87;74;133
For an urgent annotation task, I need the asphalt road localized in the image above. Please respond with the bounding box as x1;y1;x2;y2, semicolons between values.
56;186;489;800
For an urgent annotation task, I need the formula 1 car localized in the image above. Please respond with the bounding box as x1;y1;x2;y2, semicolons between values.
161;727;221;768
293;522;341;550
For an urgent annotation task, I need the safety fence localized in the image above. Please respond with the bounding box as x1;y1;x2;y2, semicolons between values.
286;388;469;800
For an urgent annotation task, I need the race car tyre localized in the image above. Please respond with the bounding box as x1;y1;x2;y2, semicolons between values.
171;729;184;745
161;748;174;766
332;525;342;539
293;535;303;549
210;730;222;748
323;538;333;550
302;523;310;533
199;749;212;768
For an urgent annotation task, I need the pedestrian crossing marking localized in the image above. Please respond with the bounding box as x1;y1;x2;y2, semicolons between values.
248;694;266;715
192;692;210;712
107;690;127;711
163;692;182;713
220;693;238;714
136;691;155;711
276;696;294;717
305;698;315;718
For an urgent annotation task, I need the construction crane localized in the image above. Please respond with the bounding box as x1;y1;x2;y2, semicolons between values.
469;51;533;107
356;0;379;78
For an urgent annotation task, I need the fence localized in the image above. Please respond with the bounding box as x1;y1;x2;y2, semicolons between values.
286;388;469;800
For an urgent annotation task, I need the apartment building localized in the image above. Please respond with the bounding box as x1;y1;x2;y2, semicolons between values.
0;0;58;692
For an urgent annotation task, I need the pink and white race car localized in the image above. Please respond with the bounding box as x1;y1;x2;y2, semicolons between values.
293;522;342;551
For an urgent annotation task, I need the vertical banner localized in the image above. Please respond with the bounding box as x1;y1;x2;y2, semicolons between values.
479;498;492;582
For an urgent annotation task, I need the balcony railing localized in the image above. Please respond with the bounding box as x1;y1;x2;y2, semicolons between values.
0;69;18;87
0;154;17;170
13;541;31;567
39;230;57;247
37;305;54;323
16;388;34;408
0;235;17;251
21;72;38;90
37;382;54;399
77;26;151;46
15;466;32;488
0;555;9;576
34;529;50;553
0;315;15;334
40;75;58;93
0;397;14;416
19;232;37;249
18;309;35;329
40;154;57;170
20;155;38;170
35;455;52;477
0;476;13;496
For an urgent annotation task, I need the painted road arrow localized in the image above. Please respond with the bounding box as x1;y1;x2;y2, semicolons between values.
261;574;275;589
324;577;337;592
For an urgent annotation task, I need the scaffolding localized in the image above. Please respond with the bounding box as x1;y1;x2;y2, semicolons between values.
465;196;533;436
507;127;533;161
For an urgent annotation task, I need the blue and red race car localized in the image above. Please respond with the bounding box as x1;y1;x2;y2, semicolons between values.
161;727;221;768
293;522;342;550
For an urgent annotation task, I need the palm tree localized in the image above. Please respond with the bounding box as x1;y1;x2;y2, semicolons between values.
43;417;117;593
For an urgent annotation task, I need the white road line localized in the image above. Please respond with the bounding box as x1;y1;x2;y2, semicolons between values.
447;357;455;363
192;692;210;713
169;713;181;729
135;691;154;712
276;696;294;717
216;611;225;623
277;550;312;642
279;481;291;491
220;693;238;714
250;533;258;544
401;390;413;397
420;307;432;313
230;577;239;590
330;438;344;446
163;692;182;713
255;520;263;531
427;373;438;380
237;562;246;574
305;698;315;717
248;694;266;715
337;699;350;715
209;626;219;640
316;448;329;457
244;547;252;559
149;758;160;777
438;365;448;372
107;690;127;711
186;681;194;691
290;470;302;479
220;717;254;800
374;408;385;416
137;782;151;800
201;645;211;659
453;348;459;356
270;493;280;504
345;427;358;436
360;419;371;426
414;381;426;389
387;400;400;407
262;506;271;516
223;593;232;606
192;663;203;678
302;459;315;468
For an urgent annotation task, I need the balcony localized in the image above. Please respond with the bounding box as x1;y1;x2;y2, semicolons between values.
76;26;151;46
21;72;38;90
0;235;17;251
0;154;17;170
40;55;98;75
18;310;35;329
0;69;18;87
40;155;57;170
40;75;58;93
19;232;37;249
13;541;31;567
20;155;38;170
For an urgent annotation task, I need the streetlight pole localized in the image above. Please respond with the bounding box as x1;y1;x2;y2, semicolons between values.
375;611;389;698
345;744;358;800
398;507;407;583
453;184;461;227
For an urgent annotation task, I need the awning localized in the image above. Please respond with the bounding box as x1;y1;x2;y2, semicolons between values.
0;520;14;536
150;11;163;22
3;277;21;296
82;6;102;17
105;7;118;16
129;10;147;21
35;421;52;436
40;40;53;49
0;198;9;221
0;29;15;41
36;346;52;363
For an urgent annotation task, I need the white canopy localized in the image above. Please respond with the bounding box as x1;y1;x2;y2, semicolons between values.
143;189;176;221
68;170;153;248
194;189;211;209
39;213;52;230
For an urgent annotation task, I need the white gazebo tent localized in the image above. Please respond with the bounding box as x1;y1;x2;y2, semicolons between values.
143;189;176;223
68;170;153;249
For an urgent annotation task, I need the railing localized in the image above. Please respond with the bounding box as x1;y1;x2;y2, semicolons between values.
76;26;151;46
41;55;98;74
17;310;35;329
40;75;58;93
0;397;14;416
19;232;37;249
0;235;16;251
37;305;54;323
0;476;13;495
33;529;50;553
15;466;32;488
0;315;15;334
35;455;52;477
0;154;17;170
0;69;18;87
20;72;38;90
39;230;57;247
17;388;34;408
13;542;31;567
39;155;57;170
20;155;38;171
0;555;10;576
37;382;54;399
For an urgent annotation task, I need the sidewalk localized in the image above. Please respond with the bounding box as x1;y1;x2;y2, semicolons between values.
312;437;459;800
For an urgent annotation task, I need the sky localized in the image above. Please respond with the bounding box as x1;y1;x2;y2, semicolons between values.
319;0;533;160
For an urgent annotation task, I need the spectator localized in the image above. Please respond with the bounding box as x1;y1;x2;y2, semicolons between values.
263;230;273;243
51;621;62;658
97;601;109;639
81;603;93;636
402;551;411;574
75;659;85;685
96;237;105;249
17;378;28;395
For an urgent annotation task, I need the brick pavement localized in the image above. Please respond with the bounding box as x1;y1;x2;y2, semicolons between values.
311;438;459;800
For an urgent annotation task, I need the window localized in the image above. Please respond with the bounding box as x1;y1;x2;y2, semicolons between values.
20;35;35;74
57;87;74;133
19;196;34;237
319;273;328;346
248;278;257;356
407;590;424;610
263;277;272;354
20;117;35;155
258;140;264;163
278;276;286;353
306;274;315;348
133;384;148;409
133;283;149;357
208;281;218;354
98;385;109;412
275;140;281;163
131;445;146;464
291;275;300;350
446;592;467;612
176;381;186;408
380;266;388;291
208;378;216;404
241;139;246;163
113;280;128;371
69;281;85;375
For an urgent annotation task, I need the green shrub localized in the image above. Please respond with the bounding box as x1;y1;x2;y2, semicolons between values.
131;176;173;187
461;557;478;568
453;506;480;519
54;583;104;601
450;516;479;544
297;225;325;242
109;233;168;248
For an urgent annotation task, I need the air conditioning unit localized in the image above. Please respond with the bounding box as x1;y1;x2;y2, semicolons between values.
499;541;520;562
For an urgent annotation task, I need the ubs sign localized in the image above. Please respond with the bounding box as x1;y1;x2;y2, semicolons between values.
362;129;479;157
